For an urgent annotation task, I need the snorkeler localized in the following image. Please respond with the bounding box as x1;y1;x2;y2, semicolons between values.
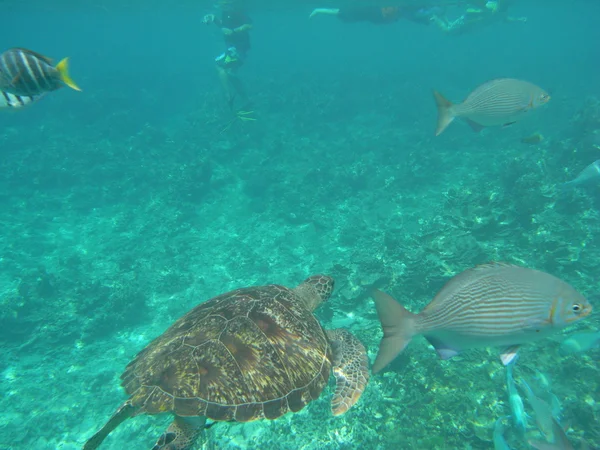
203;0;252;110
309;5;445;26
431;0;526;35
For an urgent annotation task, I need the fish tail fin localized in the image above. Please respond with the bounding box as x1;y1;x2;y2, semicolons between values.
433;90;454;136
371;289;417;374
56;58;82;92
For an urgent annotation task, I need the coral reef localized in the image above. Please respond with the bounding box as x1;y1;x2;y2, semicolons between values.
0;76;599;450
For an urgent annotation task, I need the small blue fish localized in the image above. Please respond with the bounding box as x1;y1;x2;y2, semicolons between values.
528;417;575;450
530;371;561;420
559;331;600;356
534;370;552;391
562;160;600;189
493;417;512;450
520;379;555;440
506;364;527;434
549;393;562;422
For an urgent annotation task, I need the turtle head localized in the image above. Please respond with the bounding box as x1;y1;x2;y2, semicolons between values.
295;275;334;311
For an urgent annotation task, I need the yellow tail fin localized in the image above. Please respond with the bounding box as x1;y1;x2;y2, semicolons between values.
56;57;81;92
433;90;454;136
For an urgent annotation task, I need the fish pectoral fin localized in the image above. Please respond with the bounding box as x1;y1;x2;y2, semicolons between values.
425;336;460;360
522;316;549;329
500;345;520;365
464;118;485;133
10;72;23;86
436;348;460;360
502;121;517;127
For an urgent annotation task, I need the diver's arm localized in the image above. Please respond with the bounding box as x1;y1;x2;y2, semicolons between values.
233;23;253;32
202;13;223;27
222;23;251;35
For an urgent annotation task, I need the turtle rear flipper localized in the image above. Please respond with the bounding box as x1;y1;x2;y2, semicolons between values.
152;416;206;450
327;328;369;415
83;402;135;450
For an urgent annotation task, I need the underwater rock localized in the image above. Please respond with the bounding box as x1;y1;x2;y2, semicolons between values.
521;132;544;145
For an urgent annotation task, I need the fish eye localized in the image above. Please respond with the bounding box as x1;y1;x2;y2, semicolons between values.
572;303;582;313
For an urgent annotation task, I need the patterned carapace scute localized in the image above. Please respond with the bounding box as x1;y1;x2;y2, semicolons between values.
121;283;332;422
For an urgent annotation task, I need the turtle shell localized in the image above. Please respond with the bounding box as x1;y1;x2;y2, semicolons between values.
120;284;332;422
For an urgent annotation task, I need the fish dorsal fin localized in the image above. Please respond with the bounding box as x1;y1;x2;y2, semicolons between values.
423;262;516;313
11;48;53;64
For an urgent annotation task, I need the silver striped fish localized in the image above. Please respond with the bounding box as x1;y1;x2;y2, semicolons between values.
562;159;600;189
0;48;80;96
0;90;43;109
433;78;550;136
371;262;592;373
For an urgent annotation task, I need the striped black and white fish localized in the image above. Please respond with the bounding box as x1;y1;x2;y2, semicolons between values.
0;47;80;97
0;90;43;109
433;78;550;136
371;262;592;373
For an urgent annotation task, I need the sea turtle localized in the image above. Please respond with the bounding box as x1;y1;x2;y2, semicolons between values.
83;275;369;450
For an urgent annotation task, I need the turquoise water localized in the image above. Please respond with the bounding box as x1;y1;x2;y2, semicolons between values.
1;1;599;449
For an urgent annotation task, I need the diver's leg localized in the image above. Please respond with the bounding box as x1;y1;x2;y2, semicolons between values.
152;416;206;450
430;14;451;32
228;70;249;109
215;50;235;108
506;15;527;22
440;14;471;34
309;8;340;18
216;65;235;108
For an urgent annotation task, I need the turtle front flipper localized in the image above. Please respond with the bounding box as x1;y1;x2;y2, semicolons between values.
326;328;369;415
152;416;206;450
83;401;135;450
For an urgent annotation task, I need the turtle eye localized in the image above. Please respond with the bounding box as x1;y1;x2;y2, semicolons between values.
572;303;582;314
